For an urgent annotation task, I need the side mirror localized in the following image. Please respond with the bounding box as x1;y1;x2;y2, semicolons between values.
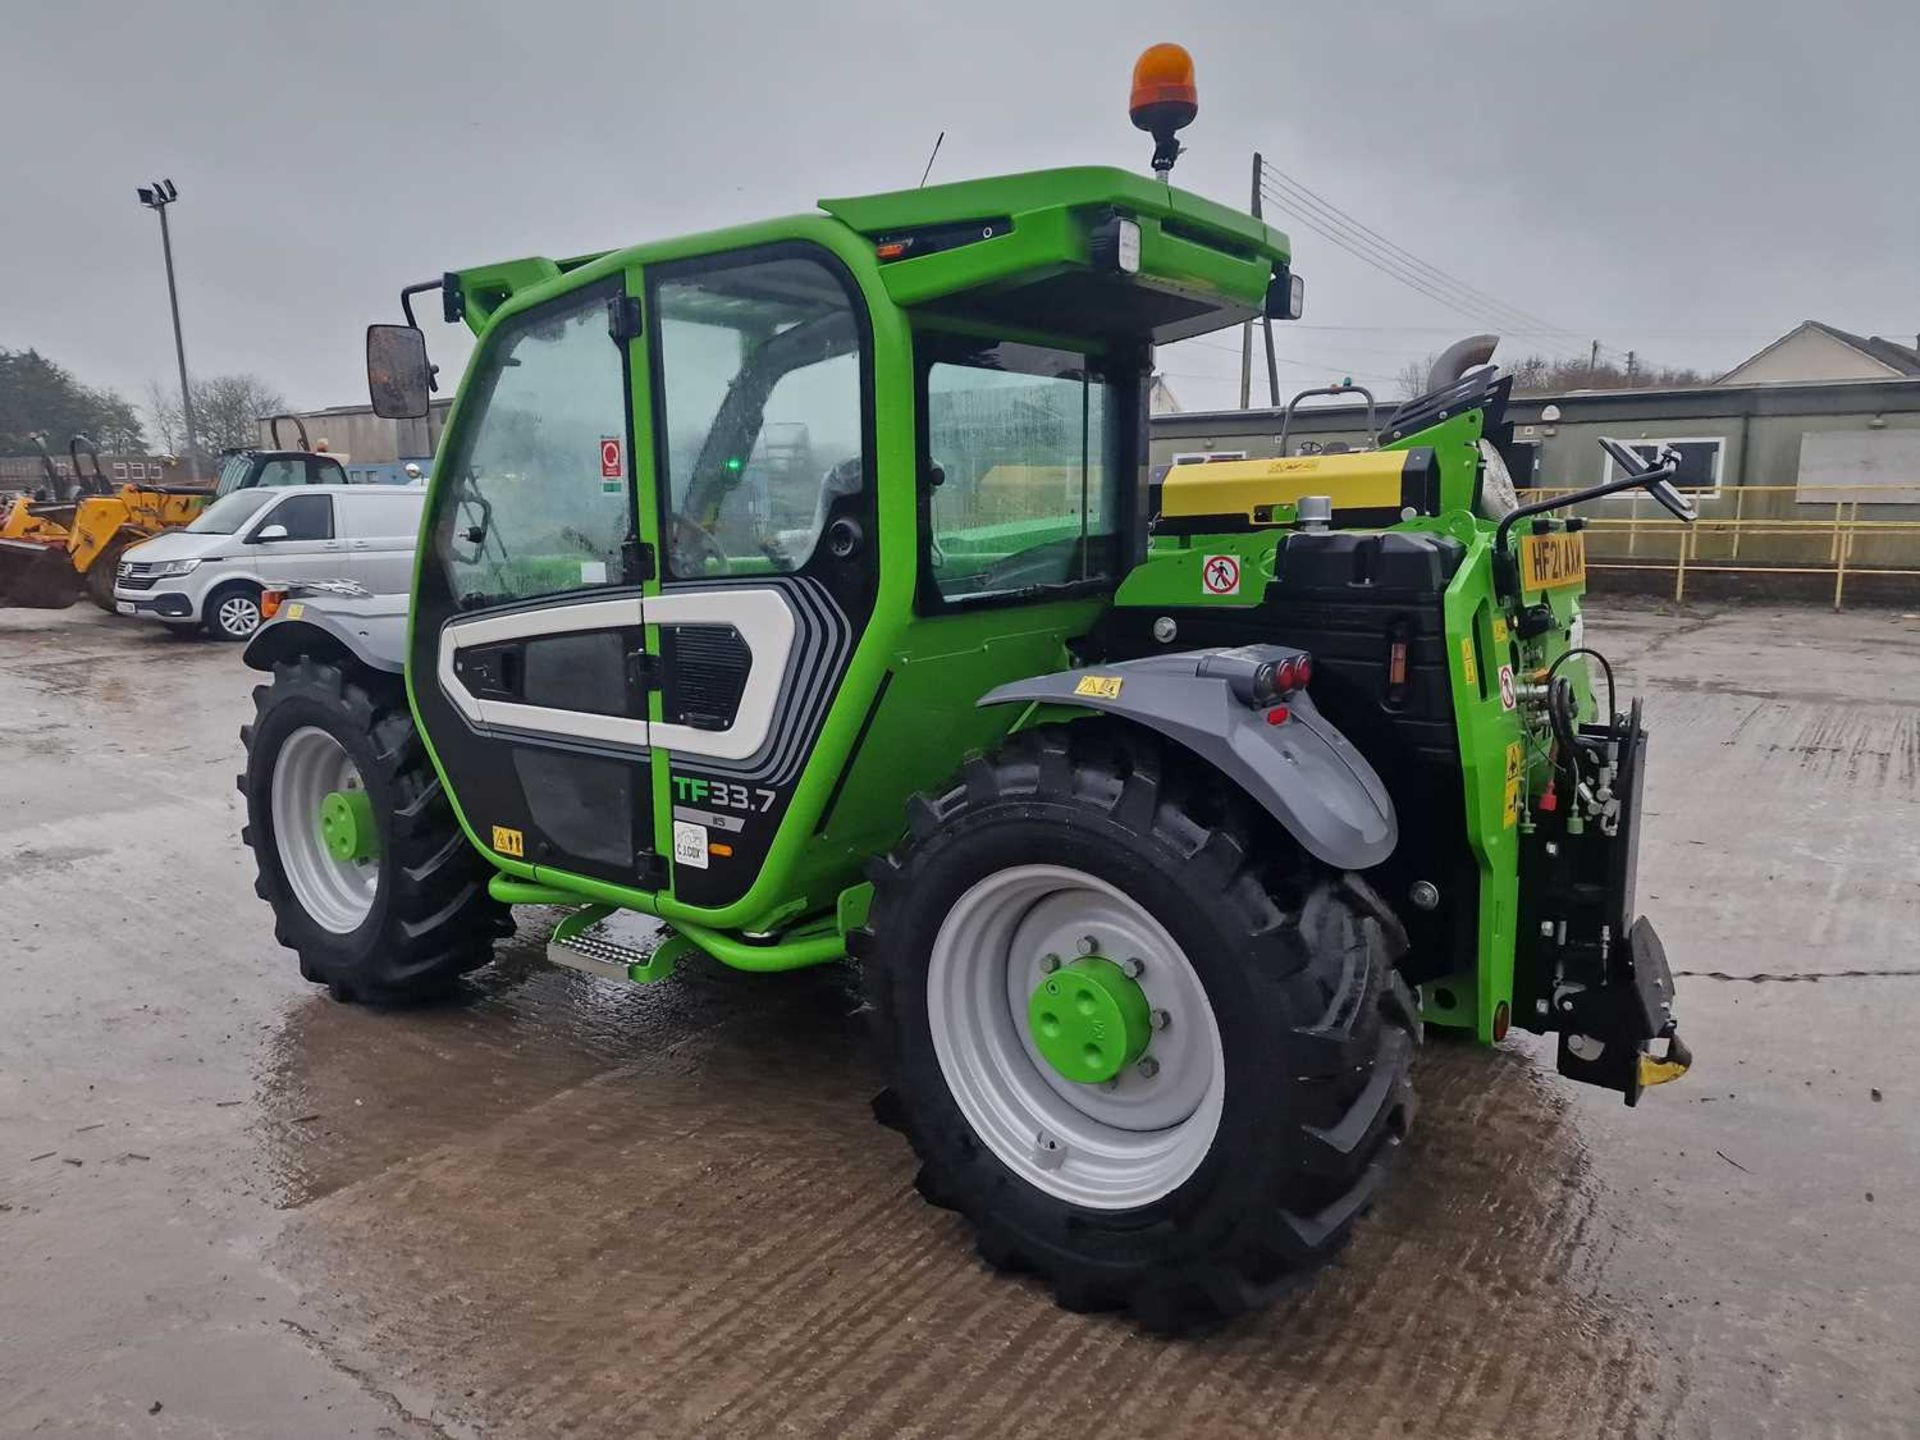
253;523;289;543
367;324;432;420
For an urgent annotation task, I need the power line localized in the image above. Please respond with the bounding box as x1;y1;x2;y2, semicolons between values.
1258;161;1572;341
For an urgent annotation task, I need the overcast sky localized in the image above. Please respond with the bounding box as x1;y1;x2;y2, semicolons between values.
4;0;1915;424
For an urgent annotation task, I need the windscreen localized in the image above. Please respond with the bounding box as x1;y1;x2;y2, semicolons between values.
188;488;278;534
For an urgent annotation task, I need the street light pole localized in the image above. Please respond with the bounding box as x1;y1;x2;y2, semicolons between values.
136;179;202;478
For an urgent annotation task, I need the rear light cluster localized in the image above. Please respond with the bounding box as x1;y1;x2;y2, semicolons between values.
260;588;287;621
1263;651;1312;726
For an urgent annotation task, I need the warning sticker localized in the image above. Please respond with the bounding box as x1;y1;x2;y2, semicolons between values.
1201;554;1242;596
1498;664;1517;711
1459;636;1478;687
600;436;623;493
1503;742;1524;828
1073;674;1125;700
672;819;710;870
491;825;525;858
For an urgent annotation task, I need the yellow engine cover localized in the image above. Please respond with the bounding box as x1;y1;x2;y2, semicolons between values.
1158;450;1436;529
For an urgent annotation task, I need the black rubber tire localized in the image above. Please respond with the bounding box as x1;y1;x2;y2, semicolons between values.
856;724;1419;1333
204;580;264;641
86;539;131;613
239;656;512;1003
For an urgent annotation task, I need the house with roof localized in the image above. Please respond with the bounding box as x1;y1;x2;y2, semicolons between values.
1715;321;1920;386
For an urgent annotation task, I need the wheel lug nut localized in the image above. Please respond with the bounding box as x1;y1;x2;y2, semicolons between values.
1136;1056;1160;1079
1150;1008;1171;1031
1039;953;1061;973
1120;956;1145;979
1077;935;1098;956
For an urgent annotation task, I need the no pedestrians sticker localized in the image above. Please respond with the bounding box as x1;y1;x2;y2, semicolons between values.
1202;553;1241;596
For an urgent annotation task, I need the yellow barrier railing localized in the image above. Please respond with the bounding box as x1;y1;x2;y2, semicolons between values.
1514;484;1920;609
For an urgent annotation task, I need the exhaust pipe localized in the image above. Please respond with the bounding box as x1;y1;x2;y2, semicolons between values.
1426;334;1500;392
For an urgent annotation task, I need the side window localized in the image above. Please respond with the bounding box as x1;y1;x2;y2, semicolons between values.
255;459;307;488
432;281;632;608
922;338;1122;603
263;492;333;541
652;254;864;578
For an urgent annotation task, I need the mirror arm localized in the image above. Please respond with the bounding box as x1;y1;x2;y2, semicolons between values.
1493;454;1682;599
399;279;445;391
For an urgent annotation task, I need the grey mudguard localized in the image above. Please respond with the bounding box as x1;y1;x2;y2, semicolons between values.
242;594;410;676
979;647;1398;871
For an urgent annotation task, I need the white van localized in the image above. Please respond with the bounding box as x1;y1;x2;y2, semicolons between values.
114;484;424;640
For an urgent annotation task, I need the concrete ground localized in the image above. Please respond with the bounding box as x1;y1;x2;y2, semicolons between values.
1;599;1915;1438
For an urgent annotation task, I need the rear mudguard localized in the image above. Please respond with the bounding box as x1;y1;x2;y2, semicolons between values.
979;646;1397;871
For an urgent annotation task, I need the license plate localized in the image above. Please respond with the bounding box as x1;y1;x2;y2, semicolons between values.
115;601;135;615
1520;531;1586;591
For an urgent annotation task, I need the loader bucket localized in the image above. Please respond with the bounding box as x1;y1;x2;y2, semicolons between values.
0;541;83;608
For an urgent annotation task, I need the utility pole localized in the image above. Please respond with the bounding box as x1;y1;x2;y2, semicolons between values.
1239;153;1258;410
137;179;202;478
1588;339;1601;383
1625;349;1638;384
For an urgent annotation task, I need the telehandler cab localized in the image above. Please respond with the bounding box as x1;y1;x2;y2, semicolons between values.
240;46;1693;1330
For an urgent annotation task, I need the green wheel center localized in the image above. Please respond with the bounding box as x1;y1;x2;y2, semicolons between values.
318;787;377;864
1027;955;1152;1085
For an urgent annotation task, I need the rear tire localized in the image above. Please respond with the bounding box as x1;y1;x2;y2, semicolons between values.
205;581;264;641
858;726;1419;1332
239;656;512;1003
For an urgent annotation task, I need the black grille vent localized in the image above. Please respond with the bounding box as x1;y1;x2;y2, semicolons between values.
660;625;751;731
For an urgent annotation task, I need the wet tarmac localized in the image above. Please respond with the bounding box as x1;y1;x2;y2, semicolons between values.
2;601;1916;1437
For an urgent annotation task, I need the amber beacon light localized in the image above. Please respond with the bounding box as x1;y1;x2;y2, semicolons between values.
1129;43;1198;176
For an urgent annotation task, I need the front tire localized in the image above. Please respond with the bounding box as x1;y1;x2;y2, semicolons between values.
239;656;511;1002
86;539;132;612
205;581;263;641
859;726;1418;1331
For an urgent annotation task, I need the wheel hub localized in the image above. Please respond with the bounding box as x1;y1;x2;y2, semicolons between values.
1027;954;1152;1085
318;787;377;863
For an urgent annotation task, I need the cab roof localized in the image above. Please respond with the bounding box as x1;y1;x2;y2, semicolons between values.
448;166;1291;346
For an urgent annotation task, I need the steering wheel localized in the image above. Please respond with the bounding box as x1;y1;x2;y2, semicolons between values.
668;512;732;576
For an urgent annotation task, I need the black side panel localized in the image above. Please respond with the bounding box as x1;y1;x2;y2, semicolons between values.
1095;530;1476;982
510;748;639;869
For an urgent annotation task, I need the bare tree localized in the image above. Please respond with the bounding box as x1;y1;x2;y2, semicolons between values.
1395;345;1705;401
147;372;289;457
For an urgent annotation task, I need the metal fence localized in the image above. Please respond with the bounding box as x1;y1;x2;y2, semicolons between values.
1516;484;1920;609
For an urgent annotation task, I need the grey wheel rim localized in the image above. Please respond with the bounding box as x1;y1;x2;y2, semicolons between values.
217;594;260;637
272;726;378;934
926;864;1225;1210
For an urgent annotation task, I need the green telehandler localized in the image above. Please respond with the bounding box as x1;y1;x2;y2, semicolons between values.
239;46;1694;1330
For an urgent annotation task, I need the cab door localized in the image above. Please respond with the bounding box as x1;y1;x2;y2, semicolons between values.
406;273;660;888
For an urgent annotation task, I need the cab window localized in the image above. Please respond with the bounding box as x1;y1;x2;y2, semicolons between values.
921;337;1123;604
255;459;308;488
650;253;865;579
430;279;633;609
258;491;333;541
